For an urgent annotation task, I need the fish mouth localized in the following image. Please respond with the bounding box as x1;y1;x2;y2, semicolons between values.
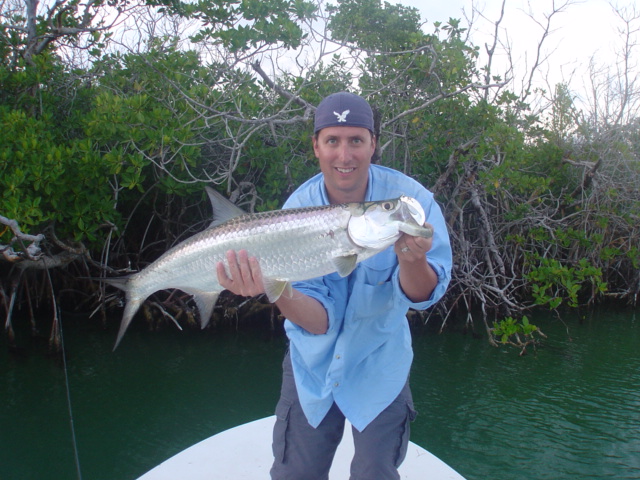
396;196;426;226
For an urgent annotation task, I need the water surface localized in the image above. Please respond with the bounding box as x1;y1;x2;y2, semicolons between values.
411;308;640;480
1;308;638;479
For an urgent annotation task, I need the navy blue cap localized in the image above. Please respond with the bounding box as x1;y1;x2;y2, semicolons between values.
314;92;374;134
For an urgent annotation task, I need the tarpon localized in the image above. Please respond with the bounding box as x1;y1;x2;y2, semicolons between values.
105;188;433;348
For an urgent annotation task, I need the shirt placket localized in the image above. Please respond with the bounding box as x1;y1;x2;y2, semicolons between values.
326;268;359;396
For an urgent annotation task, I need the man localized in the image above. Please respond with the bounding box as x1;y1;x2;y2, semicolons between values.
217;92;452;479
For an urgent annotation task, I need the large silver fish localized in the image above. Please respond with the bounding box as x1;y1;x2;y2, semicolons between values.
106;188;433;348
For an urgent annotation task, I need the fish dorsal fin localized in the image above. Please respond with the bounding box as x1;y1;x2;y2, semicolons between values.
263;278;292;303
205;186;246;228
332;254;358;277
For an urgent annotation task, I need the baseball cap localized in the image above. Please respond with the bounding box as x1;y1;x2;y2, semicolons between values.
314;92;374;134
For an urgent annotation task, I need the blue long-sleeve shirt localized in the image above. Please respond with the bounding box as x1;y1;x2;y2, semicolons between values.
282;164;452;431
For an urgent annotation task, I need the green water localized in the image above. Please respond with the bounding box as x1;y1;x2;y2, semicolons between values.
1;307;639;480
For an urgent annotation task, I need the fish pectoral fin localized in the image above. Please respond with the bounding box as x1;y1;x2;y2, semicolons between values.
333;254;358;277
186;290;221;329
263;278;292;303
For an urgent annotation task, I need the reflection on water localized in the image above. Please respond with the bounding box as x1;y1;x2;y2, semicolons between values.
1;308;639;480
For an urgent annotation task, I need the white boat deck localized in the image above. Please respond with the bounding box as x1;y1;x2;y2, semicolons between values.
138;416;465;479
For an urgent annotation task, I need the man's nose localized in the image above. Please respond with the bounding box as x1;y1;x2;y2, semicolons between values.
336;143;350;162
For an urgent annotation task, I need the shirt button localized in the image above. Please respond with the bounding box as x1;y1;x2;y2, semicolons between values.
334;382;340;387
335;354;341;359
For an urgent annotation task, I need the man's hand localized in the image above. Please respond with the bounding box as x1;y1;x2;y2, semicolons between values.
215;249;329;334
393;223;433;261
394;224;437;303
216;249;265;298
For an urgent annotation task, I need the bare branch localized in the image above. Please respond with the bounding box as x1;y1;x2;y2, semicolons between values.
0;214;44;262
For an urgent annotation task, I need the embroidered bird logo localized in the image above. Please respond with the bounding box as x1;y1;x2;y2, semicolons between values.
333;110;350;122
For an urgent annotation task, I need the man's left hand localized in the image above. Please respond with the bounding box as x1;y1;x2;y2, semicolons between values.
393;225;433;262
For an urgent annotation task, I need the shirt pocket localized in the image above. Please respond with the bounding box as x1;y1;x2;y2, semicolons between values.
354;281;394;318
347;280;406;340
357;246;397;287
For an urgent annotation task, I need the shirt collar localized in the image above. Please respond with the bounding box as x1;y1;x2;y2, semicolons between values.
319;167;375;205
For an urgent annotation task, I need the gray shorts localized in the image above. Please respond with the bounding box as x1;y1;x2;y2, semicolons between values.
270;352;417;480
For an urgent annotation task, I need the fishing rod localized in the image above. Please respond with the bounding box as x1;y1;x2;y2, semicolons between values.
46;267;83;480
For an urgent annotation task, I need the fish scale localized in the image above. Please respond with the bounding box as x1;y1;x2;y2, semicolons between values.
105;191;433;348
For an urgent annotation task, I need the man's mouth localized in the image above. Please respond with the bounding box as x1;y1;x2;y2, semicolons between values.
336;167;355;174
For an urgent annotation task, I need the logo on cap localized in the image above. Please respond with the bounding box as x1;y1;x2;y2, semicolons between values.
333;110;350;122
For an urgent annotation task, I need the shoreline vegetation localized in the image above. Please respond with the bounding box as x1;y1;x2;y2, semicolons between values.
2;0;639;352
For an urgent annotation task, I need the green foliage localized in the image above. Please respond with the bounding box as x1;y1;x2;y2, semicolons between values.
86;45;216;193
0;108;118;245
492;315;540;346
525;257;608;309
2;0;639;337
548;83;579;145
163;0;317;50
324;0;481;188
327;0;422;51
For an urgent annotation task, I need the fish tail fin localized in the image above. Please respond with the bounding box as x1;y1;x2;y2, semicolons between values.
113;296;143;351
102;276;129;291
102;276;145;350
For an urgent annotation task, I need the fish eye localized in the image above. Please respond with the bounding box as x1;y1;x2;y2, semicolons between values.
382;201;394;211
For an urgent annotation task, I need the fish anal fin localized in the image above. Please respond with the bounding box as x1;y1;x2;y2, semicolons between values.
333;254;358;277
185;289;221;329
263;278;292;303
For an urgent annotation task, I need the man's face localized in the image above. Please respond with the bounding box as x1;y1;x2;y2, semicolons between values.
313;126;376;204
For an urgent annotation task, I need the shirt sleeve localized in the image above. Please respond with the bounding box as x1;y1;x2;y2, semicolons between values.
392;188;452;311
284;277;337;337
